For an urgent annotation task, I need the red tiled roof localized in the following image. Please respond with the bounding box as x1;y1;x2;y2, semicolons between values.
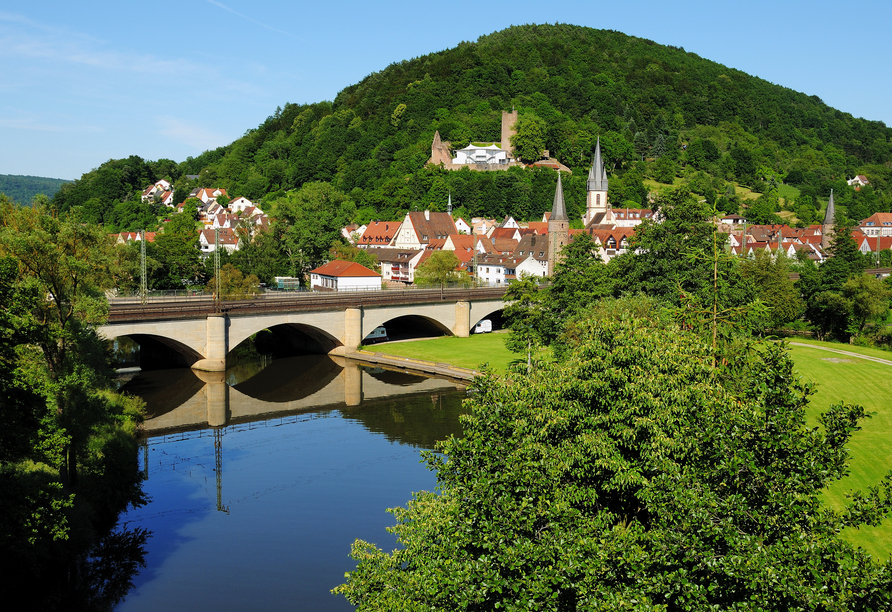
311;260;380;278
359;221;400;245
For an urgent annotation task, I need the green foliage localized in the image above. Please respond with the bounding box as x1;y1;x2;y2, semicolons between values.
511;113;547;162
843;274;891;336
740;250;804;331
0;174;69;204
150;212;203;289
330;242;380;271
414;250;464;288
204;263;262;299
336;307;892;610
270;181;356;281
611;187;754;309
502;274;550;355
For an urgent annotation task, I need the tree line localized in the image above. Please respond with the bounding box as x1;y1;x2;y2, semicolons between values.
0;195;149;607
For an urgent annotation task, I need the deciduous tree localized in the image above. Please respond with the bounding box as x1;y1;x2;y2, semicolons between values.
335;305;892;611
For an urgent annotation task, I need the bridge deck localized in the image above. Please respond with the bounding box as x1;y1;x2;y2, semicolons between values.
108;286;507;322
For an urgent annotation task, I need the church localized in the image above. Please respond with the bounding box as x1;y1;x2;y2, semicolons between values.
546;138;613;272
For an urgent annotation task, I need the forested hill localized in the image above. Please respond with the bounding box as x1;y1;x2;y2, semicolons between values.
0;174;70;204
54;24;892;226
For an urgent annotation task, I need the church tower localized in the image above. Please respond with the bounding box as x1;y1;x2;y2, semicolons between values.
821;189;836;251
583;136;610;226
547;172;570;276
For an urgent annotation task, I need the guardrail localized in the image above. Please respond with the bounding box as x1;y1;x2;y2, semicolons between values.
106;286;508;322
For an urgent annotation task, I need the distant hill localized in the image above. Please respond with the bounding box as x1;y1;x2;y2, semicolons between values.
1;174;70;204
55;24;892;225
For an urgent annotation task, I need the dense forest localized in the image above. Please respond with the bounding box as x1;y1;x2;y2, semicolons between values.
51;24;892;229
0;174;69;204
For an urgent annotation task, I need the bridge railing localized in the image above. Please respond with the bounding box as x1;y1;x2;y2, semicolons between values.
108;282;505;305
106;285;508;322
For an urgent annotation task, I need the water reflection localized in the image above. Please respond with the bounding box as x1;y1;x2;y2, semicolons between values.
116;355;468;612
119;354;467;436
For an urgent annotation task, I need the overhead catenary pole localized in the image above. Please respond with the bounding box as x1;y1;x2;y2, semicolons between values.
140;229;147;305
214;227;221;310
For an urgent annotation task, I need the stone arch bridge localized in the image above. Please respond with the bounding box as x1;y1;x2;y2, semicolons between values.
100;287;506;371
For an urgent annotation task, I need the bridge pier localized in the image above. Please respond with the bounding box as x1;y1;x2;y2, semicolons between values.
453;301;471;338
343;362;362;406
337;307;363;355
194;370;230;427
193;315;228;372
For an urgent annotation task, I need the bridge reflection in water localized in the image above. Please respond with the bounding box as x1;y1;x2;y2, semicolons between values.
121;354;466;436
122;355;467;508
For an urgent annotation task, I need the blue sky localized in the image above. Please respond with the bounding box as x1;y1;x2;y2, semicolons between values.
2;0;889;180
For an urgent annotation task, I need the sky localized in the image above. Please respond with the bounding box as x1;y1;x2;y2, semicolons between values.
1;0;890;181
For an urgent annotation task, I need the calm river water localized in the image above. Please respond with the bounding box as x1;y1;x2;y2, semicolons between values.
115;355;468;611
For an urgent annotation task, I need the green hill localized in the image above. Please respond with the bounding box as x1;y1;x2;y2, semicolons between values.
54;24;892;226
0;174;70;204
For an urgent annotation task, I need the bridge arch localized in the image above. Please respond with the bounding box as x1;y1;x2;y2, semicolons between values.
229;322;342;357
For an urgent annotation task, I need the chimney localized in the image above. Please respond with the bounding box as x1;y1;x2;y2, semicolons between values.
425;209;430;221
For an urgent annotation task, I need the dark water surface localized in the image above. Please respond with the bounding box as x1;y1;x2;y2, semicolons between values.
116;355;468;611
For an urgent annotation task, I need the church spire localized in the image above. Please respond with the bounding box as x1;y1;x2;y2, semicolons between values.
551;172;568;222
588;136;609;192
823;189;836;227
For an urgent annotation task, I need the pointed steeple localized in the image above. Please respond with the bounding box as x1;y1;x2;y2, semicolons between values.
551;172;568;222
588;136;609;192
432;131;442;149
447;191;452;215
823;189;836;227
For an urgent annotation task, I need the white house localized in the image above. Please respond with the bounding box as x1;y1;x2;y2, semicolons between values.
310;261;381;292
229;197;255;213
454;217;471;235
859;213;892;237
199;228;239;254
453;143;510;165
848;175;870;188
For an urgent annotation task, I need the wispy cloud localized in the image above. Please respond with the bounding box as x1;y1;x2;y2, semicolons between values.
205;0;303;40
157;116;229;152
0;12;265;96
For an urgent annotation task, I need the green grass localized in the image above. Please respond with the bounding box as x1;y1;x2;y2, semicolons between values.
776;183;800;200
788;343;892;559
786;337;892;361
371;333;517;372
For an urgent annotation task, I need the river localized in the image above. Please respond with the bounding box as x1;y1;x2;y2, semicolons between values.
115;354;469;611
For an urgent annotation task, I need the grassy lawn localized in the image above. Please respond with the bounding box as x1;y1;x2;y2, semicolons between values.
788;342;892;559
368;332;518;372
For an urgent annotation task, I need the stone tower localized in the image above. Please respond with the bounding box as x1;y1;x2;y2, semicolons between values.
428;131;453;166
547;172;570;276
822;189;836;251
501;109;519;157
583;136;610;226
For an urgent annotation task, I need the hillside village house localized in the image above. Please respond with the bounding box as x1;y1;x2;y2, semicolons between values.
199;227;239;254
859;213;892;237
310;261;381;292
391;210;458;250
371;248;423;284
357;221;400;248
